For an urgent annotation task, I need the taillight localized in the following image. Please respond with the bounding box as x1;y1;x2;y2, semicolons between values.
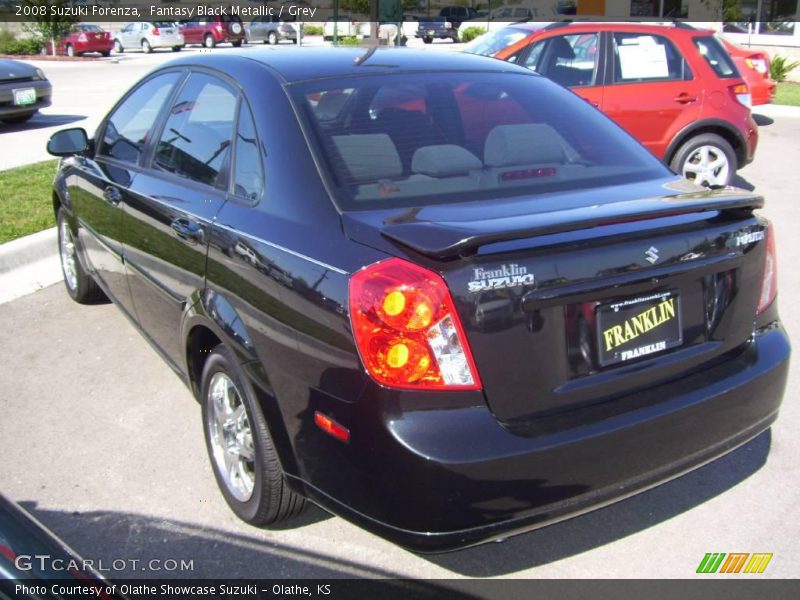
152;28;160;36
757;225;778;315
349;258;482;390
216;24;224;32
730;83;752;108
745;56;768;75
78;33;87;43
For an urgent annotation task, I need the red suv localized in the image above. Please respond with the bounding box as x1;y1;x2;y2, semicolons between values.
179;15;245;48
465;22;758;188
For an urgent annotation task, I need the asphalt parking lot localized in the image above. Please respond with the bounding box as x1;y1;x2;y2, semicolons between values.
1;42;799;580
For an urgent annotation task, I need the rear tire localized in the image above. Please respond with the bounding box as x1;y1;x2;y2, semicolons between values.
670;133;736;188
66;44;75;57
57;208;106;304
141;39;152;53
201;345;306;526
232;40;243;48
113;39;123;53
100;50;110;57
267;32;278;45
423;37;432;44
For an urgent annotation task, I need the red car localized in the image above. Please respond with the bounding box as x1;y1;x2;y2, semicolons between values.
56;24;113;57
179;15;246;48
718;35;776;105
465;22;758;188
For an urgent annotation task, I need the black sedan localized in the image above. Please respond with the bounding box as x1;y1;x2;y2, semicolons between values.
46;47;789;552
0;59;52;124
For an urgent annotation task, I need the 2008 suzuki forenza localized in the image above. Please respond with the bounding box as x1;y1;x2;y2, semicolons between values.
47;48;789;552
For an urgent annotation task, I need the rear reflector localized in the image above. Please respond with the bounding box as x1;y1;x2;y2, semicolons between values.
349;258;482;390
757;224;777;315
314;411;350;443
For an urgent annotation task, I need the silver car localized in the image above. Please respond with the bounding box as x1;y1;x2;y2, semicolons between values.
245;16;297;45
114;21;185;54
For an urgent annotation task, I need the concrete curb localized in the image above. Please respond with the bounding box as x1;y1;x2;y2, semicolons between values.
753;104;800;118
0;227;57;274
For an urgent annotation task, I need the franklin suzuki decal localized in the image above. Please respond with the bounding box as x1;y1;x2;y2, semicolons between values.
468;264;534;292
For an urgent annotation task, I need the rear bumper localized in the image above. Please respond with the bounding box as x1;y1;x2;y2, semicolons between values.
0;81;52;117
300;323;789;552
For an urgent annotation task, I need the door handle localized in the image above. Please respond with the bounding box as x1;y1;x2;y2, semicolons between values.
674;93;698;104
103;186;121;206
171;217;203;244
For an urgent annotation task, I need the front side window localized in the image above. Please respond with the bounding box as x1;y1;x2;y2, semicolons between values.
291;72;669;211
463;26;529;58
532;33;600;87
98;71;181;164
153;73;238;188
612;33;693;83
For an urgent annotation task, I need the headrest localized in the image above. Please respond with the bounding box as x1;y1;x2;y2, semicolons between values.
411;145;482;177
550;36;576;60
332;134;402;181
484;124;566;167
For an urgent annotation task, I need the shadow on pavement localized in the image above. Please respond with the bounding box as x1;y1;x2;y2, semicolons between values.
753;114;775;126
732;174;756;190
426;429;772;576
0;114;86;133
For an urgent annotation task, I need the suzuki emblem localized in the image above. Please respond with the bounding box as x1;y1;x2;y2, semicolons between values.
645;246;660;264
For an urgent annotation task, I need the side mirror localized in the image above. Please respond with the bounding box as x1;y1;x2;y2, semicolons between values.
47;128;89;157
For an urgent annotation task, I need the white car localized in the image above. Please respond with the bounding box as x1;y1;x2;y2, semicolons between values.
114;21;185;54
323;17;358;40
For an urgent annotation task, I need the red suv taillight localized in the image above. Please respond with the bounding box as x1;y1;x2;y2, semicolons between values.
730;82;752;108
349;258;482;390
757;225;778;315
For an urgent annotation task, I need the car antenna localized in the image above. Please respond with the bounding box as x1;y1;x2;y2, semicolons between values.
354;45;378;66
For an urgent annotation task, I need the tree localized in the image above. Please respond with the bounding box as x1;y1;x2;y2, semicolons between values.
22;0;77;56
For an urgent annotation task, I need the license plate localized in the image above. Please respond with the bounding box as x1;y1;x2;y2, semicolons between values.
428;29;436;35
596;291;682;367
13;88;36;106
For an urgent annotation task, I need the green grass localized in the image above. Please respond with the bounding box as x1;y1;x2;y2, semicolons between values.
774;82;800;107
0;160;58;244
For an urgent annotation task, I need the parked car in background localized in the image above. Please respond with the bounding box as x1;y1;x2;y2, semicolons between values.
416;17;459;43
46;47;787;552
323;16;358;40
0;59;51;124
718;34;776;105
56;23;113;57
438;5;479;29
463;4;537;33
245;15;298;45
180;15;245;48
465;22;758;187
114;21;184;54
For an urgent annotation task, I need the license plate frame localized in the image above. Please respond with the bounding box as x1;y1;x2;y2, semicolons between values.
596;291;682;367
13;87;36;107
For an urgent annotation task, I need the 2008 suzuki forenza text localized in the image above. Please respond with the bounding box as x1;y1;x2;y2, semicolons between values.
47;48;789;552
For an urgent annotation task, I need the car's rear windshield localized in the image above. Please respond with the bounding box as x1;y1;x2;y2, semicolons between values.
152;21;178;28
290;71;669;211
693;35;739;78
463;26;531;57
76;24;102;32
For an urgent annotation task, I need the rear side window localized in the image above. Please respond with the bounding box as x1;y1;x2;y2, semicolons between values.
612;33;693;82
529;33;601;87
153;73;238;188
232;103;264;203
693;36;738;78
98;71;181;164
291;72;669;211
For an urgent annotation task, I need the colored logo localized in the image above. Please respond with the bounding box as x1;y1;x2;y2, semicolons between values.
696;553;773;574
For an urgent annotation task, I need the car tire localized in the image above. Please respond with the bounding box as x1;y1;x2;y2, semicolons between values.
232;40;243;48
204;34;216;49
57;208;106;304
267;32;278;45
141;39;152;53
423;37;432;44
100;50;110;57
3;112;35;124
201;344;306;526
292;38;297;44
66;44;75;57
113;40;123;53
670;133;736;188
172;45;182;52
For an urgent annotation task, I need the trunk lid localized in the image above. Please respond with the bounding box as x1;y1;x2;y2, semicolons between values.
343;178;768;424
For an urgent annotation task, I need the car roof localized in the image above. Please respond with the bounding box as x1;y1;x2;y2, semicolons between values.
509;21;714;36
163;47;530;83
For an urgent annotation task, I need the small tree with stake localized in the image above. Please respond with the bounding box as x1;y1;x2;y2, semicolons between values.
22;0;77;57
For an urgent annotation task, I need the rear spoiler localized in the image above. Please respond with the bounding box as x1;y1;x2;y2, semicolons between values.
379;192;763;259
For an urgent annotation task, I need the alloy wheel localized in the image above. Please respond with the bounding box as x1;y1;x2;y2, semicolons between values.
59;219;78;291
681;145;731;188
